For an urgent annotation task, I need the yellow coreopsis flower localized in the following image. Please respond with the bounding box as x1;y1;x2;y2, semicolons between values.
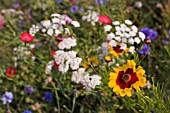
108;60;146;97
109;44;129;58
83;56;99;68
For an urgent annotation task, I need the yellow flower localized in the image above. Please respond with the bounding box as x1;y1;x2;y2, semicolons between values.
90;56;99;65
83;56;99;68
108;60;146;97
83;61;90;68
109;44;129;58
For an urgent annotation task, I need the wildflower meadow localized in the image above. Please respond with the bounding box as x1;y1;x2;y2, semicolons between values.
0;0;170;113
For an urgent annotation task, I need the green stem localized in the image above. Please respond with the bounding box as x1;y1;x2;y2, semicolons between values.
71;95;76;113
51;82;60;113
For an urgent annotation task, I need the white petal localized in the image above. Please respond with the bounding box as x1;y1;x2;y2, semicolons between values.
138;32;146;41
125;20;132;25
47;29;53;36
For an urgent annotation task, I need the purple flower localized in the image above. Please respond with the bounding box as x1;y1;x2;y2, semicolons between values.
22;110;32;113
168;29;170;36
139;44;151;55
43;92;53;102
18;20;24;26
140;27;158;40
56;0;62;3
95;0;103;5
71;5;78;13
13;2;20;8
162;40;169;46
1;92;13;104
24;87;34;94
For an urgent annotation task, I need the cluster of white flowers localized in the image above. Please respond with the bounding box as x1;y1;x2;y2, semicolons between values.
58;37;77;50
29;13;80;36
13;44;35;67
82;10;99;26
54;50;82;73
1;9;24;15
71;68;101;89
45;50;82;74
103;20;146;54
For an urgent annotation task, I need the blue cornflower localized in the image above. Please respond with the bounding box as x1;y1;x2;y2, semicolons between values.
95;0;103;5
43;92;53;102
1;92;13;105
22;110;32;113
56;0;62;3
24;87;34;94
13;2;20;8
18;20;24;26
139;44;151;55
140;27;158;40
70;5;78;13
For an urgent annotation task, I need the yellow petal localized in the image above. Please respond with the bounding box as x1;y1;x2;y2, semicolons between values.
120;89;126;97
109;50;119;58
108;81;116;88
109;72;118;80
133;82;140;90
113;85;120;92
125;88;132;97
122;64;128;72
127;60;136;71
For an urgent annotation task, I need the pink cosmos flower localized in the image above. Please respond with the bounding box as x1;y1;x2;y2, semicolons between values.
0;14;5;30
20;32;34;43
99;15;112;24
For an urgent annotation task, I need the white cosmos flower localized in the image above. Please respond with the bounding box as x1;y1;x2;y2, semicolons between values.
138;32;146;41
104;25;112;32
114;36;121;42
71;21;80;27
125;19;132;25
109;40;117;47
131;25;138;33
129;46;135;54
72;68;89;84
53;50;82;73
52;18;60;23
134;37;141;44
112;21;120;25
58;38;77;50
116;31;122;36
47;28;54;36
115;26;121;31
107;32;115;39
128;38;135;44
51;13;61;17
120;43;127;50
121;38;127;43
41;20;51;28
81;74;101;89
55;29;61;36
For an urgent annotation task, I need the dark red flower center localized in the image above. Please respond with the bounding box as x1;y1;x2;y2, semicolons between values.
116;68;139;89
113;45;123;53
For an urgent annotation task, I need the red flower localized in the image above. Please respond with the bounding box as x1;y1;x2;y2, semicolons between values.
51;51;56;57
20;32;34;43
6;68;16;78
0;13;5;30
99;15;112;24
56;36;63;41
54;62;59;70
70;0;77;4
